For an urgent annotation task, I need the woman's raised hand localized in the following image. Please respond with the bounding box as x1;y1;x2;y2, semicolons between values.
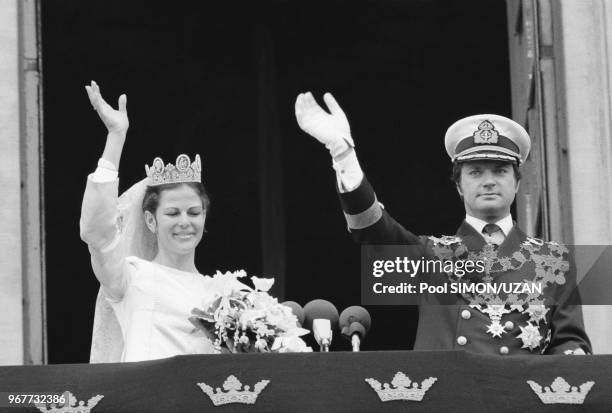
85;80;129;135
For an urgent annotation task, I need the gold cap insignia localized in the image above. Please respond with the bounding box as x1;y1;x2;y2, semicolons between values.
365;372;437;402
527;377;595;404
473;120;499;144
197;375;270;406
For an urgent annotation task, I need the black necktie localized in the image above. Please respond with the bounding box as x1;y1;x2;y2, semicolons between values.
482;224;504;245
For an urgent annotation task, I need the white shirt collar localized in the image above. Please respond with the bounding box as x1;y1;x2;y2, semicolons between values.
465;214;514;236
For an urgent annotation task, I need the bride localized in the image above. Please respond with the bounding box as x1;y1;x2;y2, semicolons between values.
80;81;240;362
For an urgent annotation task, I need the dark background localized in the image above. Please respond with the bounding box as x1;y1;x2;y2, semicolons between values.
42;0;511;363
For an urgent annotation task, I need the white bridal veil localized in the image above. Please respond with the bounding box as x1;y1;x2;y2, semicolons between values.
89;178;157;363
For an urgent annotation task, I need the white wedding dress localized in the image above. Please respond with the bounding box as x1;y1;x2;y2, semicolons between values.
105;257;217;362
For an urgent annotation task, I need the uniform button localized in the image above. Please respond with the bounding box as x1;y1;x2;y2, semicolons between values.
504;321;514;330
461;310;471;320
499;346;509;355
457;336;467;346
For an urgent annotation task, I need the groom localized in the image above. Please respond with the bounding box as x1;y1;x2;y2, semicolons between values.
295;92;591;356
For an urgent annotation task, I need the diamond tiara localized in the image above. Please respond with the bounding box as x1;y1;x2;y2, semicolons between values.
145;154;202;186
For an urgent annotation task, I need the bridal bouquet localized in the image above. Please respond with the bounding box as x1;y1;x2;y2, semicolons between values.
189;270;312;353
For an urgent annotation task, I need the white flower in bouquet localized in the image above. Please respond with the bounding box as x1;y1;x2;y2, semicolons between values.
264;305;299;332
189;270;312;353
254;338;268;351
251;291;278;310
209;270;248;297
271;329;312;353
251;276;275;292
238;308;265;330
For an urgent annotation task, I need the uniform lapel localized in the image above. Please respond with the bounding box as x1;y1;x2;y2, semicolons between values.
456;221;527;255
456;220;486;252
498;224;527;257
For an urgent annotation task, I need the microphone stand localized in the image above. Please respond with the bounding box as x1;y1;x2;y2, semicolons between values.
351;334;361;352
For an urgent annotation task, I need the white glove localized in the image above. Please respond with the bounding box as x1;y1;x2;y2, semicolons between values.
295;92;354;157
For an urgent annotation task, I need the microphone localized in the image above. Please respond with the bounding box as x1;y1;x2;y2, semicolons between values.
303;299;339;352
339;306;371;352
281;301;305;327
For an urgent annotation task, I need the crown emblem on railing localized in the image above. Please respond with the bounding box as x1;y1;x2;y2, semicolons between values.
527;377;595;404
365;372;437;402
35;392;104;413
197;375;270;406
145;154;202;186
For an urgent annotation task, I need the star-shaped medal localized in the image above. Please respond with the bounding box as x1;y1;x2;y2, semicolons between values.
517;323;542;351
524;305;549;324
486;321;506;338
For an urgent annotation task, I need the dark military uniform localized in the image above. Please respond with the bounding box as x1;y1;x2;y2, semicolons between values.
339;177;592;356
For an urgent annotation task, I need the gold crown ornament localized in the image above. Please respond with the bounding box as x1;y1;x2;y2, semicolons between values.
35;391;104;413
197;375;270;406
365;372;437;402
527;377;595;405
145;154;202;186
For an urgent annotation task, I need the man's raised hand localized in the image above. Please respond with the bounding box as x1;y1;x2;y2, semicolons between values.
295;92;354;157
85;80;129;135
